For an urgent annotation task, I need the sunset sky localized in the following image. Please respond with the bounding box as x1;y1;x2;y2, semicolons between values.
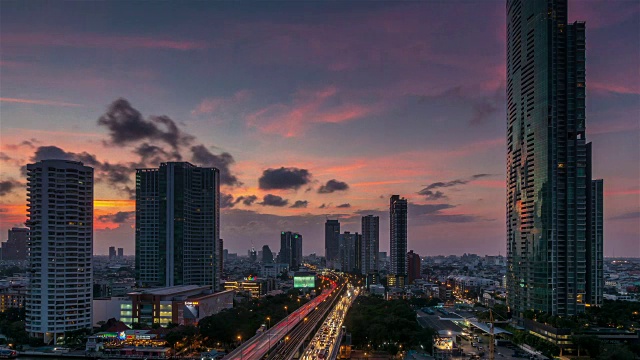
1;1;638;257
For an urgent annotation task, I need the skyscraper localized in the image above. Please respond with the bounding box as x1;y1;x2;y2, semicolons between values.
135;162;220;290
117;247;124;258
2;227;28;261
361;215;379;275
506;0;603;317
25;160;94;344
339;232;362;274
407;250;421;284
324;219;340;263
109;246;116;260
279;231;302;270
262;245;274;263
390;195;408;277
586;177;604;306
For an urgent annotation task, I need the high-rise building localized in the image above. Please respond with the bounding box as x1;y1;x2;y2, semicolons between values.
109;246;116;260
361;215;379;275
279;231;302;270
25;160;94;344
586;177;604;306
324;219;340;262
117;247;124;258
262;245;274;264
2;228;28;261
506;0;603;317
135;162;220;290
339;232;361;274
390;195;408;277
407;250;421;284
218;238;224;279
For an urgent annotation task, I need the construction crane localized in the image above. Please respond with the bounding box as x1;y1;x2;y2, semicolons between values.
489;309;495;360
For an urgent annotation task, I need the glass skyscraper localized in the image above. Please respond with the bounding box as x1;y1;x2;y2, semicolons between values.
324;219;340;263
135;162;221;290
390;195;408;278
506;0;603;318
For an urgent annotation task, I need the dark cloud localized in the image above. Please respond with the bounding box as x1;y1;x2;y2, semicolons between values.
319;203;329;209
418;174;492;199
97;211;134;223
190;145;240;186
135;143;181;164
31;145;100;166
418;190;447;201
0;152;13;161
0;180;22;196
290;200;309;208
260;194;289;207
470;101;498;126
258;167;311;190
98;98;193;149
318;179;349;194
336;203;351;208
609;211;640;221
235;195;258;206
220;193;235;208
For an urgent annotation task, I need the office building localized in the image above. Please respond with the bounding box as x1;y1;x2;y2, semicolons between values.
135;162;220;290
25;159;94;344
407;250;421;284
390;195;408;277
324;219;340;262
262;245;274;263
1;228;28;261
338;232;362;274
279;231;302;270
117;248;124;258
109;246;116;260
361;215;379;275
506;0;603;317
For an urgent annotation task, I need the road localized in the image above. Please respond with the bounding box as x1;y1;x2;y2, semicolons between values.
300;285;359;360
224;279;340;360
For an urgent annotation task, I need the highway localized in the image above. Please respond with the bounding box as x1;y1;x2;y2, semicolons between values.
265;282;348;360
223;277;341;360
300;285;359;360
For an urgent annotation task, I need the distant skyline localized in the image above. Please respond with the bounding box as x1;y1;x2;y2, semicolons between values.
1;1;638;257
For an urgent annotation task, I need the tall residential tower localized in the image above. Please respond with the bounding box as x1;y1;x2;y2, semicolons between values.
324;219;340;264
26;160;94;344
390;195;408;278
135;162;221;290
361;215;379;275
506;0;603;318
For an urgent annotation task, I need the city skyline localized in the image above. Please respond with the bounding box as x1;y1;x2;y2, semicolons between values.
1;1;638;257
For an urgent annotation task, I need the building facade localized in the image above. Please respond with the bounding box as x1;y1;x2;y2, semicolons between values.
506;0;603;317
339;232;362;274
390;195;408;277
407;250;421;284
279;231;302;270
2;228;28;261
25;160;94;344
135;162;221;290
324;219;340;262
361;215;379;275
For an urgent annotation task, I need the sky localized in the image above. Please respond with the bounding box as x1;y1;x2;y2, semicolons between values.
0;1;638;257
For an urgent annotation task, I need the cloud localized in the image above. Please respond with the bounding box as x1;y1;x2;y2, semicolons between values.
192;90;251;116
0;180;22;197
259;194;289;207
290;200;309;208
0;97;83;107
418;174;492;199
190;145;240;186
97;211;135;223
336;203;351;208
98;98;194;150
318;179;350;194
258;167;311;190
220;193;235;208
609;211;640;221
2;32;208;51
471;101;498;126
135;143;181;164
235;195;258;206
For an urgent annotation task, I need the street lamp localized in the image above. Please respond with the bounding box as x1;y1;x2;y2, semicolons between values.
237;335;243;360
